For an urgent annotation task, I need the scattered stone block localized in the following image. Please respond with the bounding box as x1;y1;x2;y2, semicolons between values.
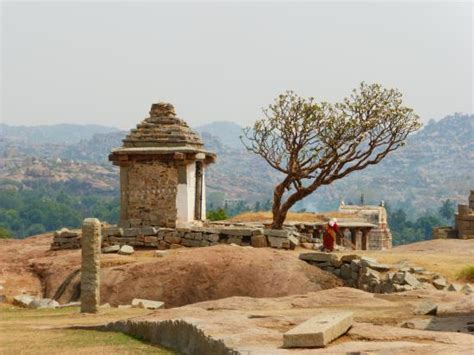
367;263;391;272
118;245;134;255
341;254;360;263
102;245;120;253
99;303;111;309
299;252;339;264
288;235;299;249
432;277;447;290
131;298;164;310
283;312;353;348
410;266;425;274
28;298;59;309
350;259;361;272
55;228;78;238
461;283;473;294
300;242;314;249
359;257;378;268
13;294;35;308
340;264;352;280
402;272;420;288
154;251;167;257
251;234;268;248
447;283;462;292
414;301;438;315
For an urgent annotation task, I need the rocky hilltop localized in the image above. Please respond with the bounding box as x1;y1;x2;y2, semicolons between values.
0;114;472;210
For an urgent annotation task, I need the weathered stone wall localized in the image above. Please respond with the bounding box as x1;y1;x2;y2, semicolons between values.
101;226;298;250
50;228;81;250
125;160;178;228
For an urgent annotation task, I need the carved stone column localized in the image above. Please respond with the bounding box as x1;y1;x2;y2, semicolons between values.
81;218;101;313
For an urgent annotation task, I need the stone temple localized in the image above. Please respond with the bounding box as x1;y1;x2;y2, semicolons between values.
109;102;216;228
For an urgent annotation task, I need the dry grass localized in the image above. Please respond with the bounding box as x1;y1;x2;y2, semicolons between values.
456;265;474;283
227;211;351;223
0;304;174;354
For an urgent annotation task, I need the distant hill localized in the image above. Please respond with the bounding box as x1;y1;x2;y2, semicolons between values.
0;123;119;144
0;114;472;214
195;121;244;149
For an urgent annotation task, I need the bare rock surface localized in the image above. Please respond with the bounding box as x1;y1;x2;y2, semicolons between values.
102;287;474;354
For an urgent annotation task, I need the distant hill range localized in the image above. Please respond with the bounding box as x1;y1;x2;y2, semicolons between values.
0;123;119;145
0;114;472;213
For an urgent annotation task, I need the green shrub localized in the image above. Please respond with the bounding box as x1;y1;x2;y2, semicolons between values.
456;265;474;282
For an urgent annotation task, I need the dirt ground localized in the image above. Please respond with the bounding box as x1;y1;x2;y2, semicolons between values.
0;233;341;307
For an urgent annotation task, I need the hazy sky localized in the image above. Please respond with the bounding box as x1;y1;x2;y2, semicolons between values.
1;1;472;129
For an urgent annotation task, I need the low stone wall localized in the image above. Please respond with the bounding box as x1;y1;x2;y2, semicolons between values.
51;225;300;251
50;228;81;250
299;252;463;294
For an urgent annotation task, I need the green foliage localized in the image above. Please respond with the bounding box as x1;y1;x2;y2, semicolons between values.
0;227;11;239
456;265;474;282
388;201;449;245
0;187;119;239
206;208;228;221
439;199;455;223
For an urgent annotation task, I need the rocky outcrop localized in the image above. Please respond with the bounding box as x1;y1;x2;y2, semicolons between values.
299;252;472;294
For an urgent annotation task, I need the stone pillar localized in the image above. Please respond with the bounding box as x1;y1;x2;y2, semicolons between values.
119;165;129;227
361;229;369;250
81;218;101;313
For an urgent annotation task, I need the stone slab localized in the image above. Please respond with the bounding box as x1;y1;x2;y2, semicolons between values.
118;245;134;255
251;234;268;248
102;245;120;253
267;236;290;249
131;298;164;310
264;229;291;238
221;228;254;237
283;311;353;348
123;228;140;237
299;252;339;264
141;227;158;236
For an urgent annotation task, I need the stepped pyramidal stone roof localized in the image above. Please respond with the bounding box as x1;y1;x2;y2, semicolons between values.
109;102;216;164
123;102;204;149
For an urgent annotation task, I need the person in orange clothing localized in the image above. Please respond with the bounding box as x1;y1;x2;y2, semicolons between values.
322;218;340;252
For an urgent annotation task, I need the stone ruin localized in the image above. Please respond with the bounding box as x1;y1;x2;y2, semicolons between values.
432;190;474;240
50;101;394;252
109;102;216;228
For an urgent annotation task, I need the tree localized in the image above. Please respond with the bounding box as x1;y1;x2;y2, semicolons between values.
242;83;421;229
439;199;455;223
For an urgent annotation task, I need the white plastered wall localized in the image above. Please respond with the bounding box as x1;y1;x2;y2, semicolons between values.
176;162;196;223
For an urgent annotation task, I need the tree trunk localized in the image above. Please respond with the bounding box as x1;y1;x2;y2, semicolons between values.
271;207;290;229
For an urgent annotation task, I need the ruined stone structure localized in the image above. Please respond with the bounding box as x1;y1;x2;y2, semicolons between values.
80;218;101;313
109;103;216;228
432;191;474;240
337;202;392;250
455;190;474;239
